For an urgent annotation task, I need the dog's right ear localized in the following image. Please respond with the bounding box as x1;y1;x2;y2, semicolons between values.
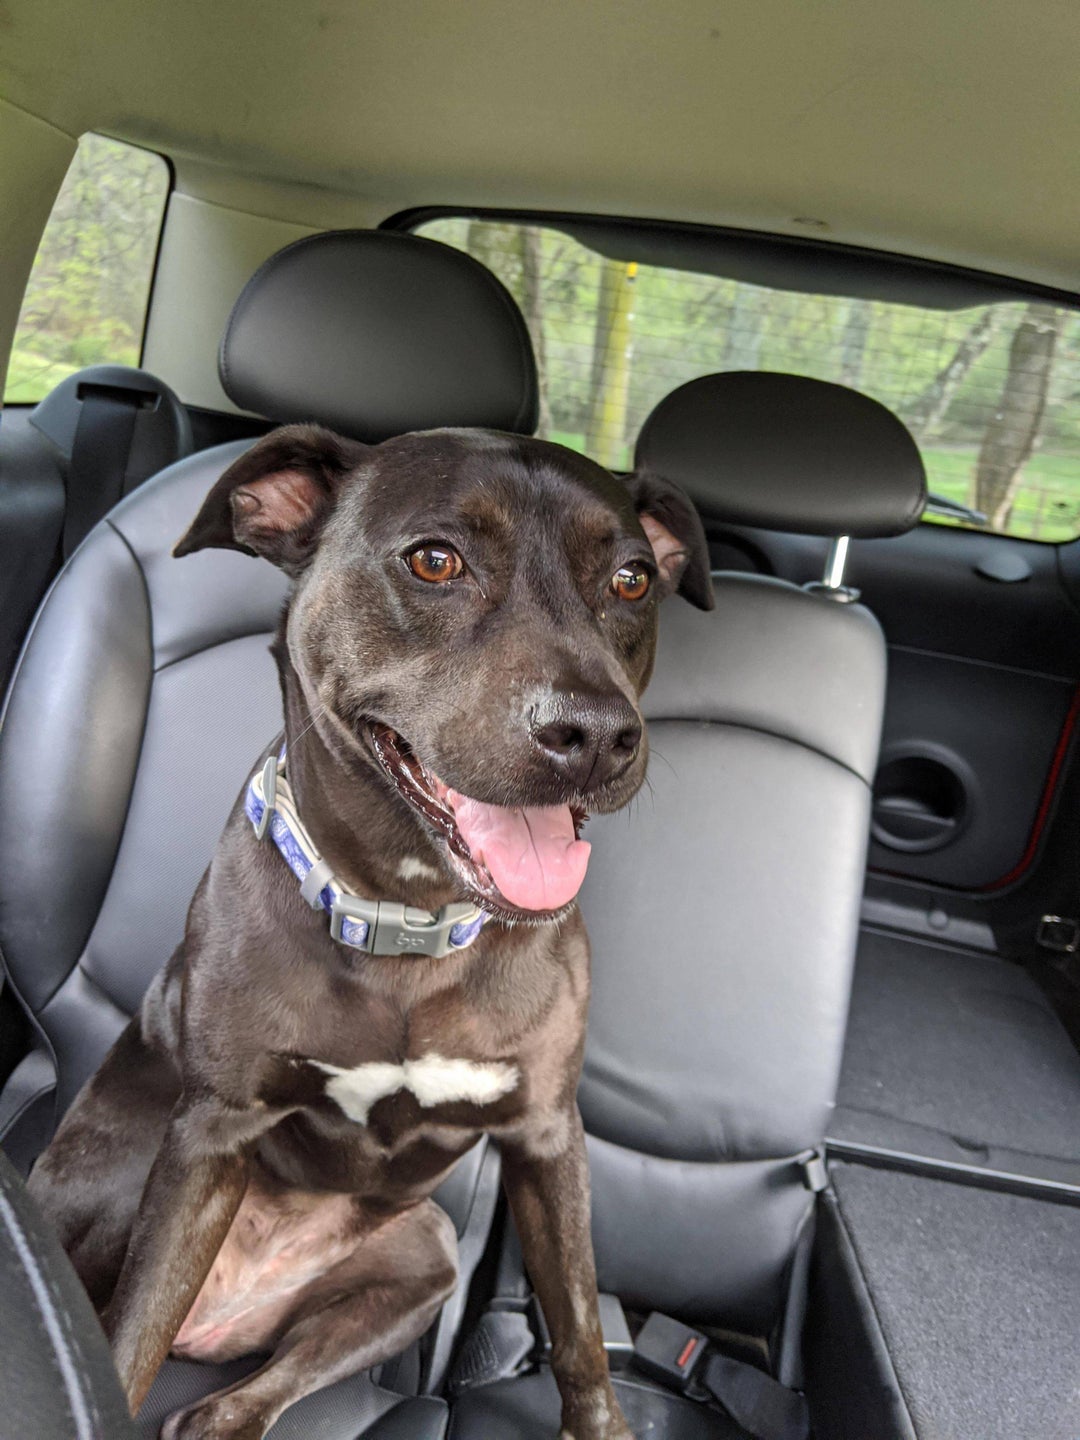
174;424;368;575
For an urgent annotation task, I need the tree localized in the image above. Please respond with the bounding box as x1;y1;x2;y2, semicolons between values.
838;298;871;389
974;303;1063;529
466;220;552;437
720;284;766;371
517;227;551;436
905;309;999;439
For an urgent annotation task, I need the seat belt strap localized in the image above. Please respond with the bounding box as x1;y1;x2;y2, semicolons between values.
62;386;141;558
634;1311;810;1440
699;1350;810;1440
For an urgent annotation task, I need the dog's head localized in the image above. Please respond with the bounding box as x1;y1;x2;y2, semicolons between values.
176;426;712;921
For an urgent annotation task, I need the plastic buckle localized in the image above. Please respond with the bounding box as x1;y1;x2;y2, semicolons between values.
531;1293;633;1359
329;895;477;957
1037;915;1079;954
632;1311;708;1393
253;755;278;841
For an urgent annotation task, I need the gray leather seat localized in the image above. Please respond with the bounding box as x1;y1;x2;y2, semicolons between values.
449;372;927;1438
0;229;538;1438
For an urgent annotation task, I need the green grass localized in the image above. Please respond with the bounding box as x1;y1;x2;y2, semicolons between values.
920;447;1080;542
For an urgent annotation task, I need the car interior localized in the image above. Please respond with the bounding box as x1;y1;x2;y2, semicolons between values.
1;4;1079;1439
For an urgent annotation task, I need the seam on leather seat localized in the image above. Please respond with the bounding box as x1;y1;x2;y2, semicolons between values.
648;715;872;787
0;942;62;1142
0;1181;101;1438
152;629;276;677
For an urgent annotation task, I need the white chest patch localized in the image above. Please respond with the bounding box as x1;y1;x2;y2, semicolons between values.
310;1053;520;1126
397;856;441;882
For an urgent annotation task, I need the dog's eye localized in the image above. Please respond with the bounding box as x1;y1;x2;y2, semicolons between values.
407;544;464;584
610;564;651;602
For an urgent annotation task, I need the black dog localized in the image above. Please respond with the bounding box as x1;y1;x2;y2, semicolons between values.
29;425;712;1440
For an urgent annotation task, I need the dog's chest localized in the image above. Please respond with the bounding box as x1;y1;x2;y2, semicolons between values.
307;1053;520;1126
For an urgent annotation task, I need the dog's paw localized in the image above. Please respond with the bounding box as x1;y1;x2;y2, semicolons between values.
559;1391;637;1440
160;1399;269;1440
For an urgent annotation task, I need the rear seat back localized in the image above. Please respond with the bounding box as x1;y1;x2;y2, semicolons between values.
0;228;537;1154
579;372;927;1342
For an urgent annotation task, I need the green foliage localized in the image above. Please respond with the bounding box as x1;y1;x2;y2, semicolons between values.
4;134;168;404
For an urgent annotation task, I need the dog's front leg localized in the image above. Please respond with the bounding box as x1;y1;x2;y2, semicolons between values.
103;1097;261;1415
502;1105;634;1440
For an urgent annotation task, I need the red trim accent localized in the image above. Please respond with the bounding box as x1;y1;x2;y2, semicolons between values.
676;1337;700;1369
983;683;1080;891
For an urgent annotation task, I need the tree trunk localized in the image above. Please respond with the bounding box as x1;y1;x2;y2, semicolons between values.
839;299;871;389
906;309;998;439
720;285;766;371
517;227;551;437
585;260;637;468
973;303;1062;530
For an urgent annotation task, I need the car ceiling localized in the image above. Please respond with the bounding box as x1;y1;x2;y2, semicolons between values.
1;0;1078;294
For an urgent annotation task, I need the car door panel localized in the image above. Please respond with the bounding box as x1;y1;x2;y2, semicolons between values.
708;521;1080;892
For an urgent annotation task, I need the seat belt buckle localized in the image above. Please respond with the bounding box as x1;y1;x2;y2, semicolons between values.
632;1311;707;1393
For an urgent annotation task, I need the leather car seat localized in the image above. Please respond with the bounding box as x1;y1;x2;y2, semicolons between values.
447;372;927;1438
0;227;539;1439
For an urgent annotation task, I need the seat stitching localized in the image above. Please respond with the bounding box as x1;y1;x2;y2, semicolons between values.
152;628;276;677
0;1182;101;1438
648;715;873;786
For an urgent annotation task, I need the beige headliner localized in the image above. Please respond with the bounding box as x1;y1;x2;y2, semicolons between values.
1;0;1079;292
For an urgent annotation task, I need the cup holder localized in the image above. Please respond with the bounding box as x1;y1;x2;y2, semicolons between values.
871;751;969;854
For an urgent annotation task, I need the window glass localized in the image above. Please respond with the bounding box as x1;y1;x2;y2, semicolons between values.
4;134;169;405
416;217;1080;542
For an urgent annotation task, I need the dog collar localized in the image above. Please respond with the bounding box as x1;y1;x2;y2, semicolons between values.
244;749;489;958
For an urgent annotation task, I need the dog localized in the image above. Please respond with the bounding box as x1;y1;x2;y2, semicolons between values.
29;424;713;1440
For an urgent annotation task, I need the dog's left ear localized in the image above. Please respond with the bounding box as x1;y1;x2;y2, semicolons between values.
174;424;368;575
626;472;714;611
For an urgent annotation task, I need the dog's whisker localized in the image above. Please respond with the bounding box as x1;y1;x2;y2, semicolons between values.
290;704;329;749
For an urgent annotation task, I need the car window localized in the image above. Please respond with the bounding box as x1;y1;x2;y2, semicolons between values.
4;134;169;406
415;216;1080;542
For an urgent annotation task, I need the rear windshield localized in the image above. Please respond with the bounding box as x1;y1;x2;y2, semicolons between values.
415;216;1080;543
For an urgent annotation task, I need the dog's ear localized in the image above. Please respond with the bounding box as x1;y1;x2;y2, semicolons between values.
625;472;714;611
174;424;367;574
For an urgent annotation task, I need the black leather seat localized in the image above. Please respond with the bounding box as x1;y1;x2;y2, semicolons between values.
449;372;927;1438
0;1146;136;1440
0;229;538;1438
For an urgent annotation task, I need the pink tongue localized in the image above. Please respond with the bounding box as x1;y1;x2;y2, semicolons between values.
447;792;591;912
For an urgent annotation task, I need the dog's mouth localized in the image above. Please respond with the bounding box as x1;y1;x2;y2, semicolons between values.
365;723;590;922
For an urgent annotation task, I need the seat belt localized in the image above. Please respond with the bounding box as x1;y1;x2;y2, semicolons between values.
698;1349;810;1440
634;1311;810;1440
61;384;144;558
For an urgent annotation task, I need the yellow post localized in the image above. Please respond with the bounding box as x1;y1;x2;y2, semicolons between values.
585;260;637;469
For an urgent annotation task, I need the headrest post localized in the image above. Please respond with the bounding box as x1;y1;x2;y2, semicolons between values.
823;534;850;590
805;534;860;603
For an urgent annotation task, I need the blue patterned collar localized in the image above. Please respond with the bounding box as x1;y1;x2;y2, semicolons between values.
244;749;489;958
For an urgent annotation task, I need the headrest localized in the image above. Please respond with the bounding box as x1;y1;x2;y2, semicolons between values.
220;230;539;442
634;371;926;538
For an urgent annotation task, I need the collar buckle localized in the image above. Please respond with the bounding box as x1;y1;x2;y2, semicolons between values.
329;894;482;957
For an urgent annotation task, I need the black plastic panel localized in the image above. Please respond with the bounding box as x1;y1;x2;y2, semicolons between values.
707;521;1080;891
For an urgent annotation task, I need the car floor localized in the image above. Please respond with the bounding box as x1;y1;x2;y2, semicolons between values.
825;926;1080;1438
830;926;1080;1188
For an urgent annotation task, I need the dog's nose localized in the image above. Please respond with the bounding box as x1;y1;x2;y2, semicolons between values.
531;690;643;792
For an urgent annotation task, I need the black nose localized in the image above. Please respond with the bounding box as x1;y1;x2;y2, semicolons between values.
531;689;643;793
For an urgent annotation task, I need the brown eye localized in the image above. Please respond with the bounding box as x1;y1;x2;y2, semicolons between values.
611;564;651;602
407;544;463;584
